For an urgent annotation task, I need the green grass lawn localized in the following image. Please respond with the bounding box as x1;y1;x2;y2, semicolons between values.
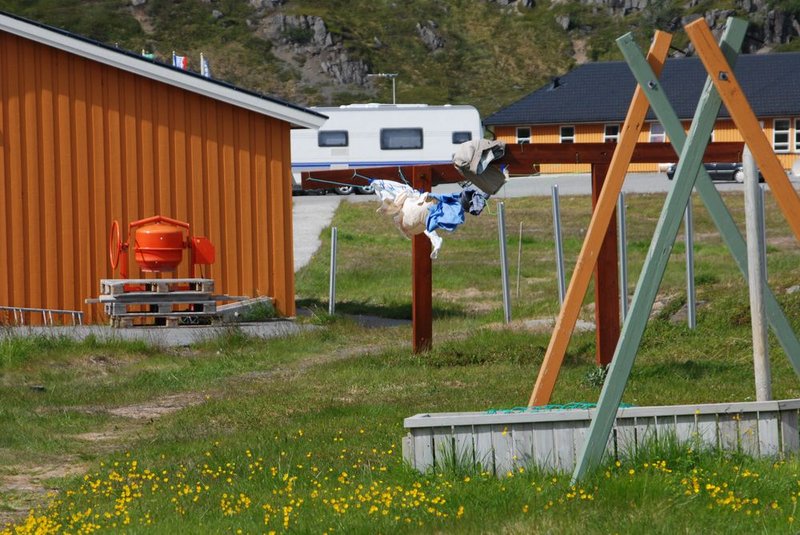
3;189;800;533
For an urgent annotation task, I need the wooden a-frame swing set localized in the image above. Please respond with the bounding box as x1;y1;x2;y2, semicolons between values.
525;17;800;481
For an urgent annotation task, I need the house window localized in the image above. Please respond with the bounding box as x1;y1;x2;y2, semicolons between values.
774;119;791;153
604;124;620;143
560;125;575;144
649;122;666;143
452;131;472;144
380;128;423;150
318;130;348;147
794;119;800;152
516;127;531;144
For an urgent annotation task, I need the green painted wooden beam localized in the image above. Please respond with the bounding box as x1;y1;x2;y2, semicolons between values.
615;29;800;377
571;18;748;483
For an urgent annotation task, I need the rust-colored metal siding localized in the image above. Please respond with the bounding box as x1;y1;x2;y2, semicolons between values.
0;32;296;322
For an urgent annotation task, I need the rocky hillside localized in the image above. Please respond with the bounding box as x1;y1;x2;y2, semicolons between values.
0;0;798;116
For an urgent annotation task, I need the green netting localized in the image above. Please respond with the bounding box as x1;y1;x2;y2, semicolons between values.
486;402;635;414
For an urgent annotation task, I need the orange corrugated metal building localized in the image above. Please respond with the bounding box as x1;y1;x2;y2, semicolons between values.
0;12;326;323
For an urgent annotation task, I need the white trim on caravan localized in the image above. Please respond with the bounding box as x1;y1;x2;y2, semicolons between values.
291;103;483;194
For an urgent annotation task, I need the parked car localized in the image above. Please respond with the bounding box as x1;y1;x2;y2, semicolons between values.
665;162;762;182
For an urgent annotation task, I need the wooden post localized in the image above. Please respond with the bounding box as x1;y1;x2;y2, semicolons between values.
743;147;772;401
591;163;620;366
412;166;433;353
572;20;747;483
527;31;673;406
686;18;800;244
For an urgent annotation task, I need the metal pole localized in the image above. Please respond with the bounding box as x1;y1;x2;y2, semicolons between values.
617;192;629;320
759;184;768;279
328;227;338;316
516;221;523;298
684;199;697;329
552;185;566;306
744;147;771;401
392;77;396;105
498;202;512;323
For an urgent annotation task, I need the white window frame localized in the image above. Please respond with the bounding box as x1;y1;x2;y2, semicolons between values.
604;124;620;143
774;118;790;153
516;127;531;144
649;122;666;143
560;125;575;144
794;119;800;152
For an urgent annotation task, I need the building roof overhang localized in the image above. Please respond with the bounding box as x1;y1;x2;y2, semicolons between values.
0;10;327;129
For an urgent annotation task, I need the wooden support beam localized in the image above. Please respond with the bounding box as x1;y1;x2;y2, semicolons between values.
591;163;620;366
572;19;747;483
528;31;674;407
411;166;433;353
685;18;800;244
502;141;742;171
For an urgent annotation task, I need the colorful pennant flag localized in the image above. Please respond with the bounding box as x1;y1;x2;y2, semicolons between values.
172;51;188;70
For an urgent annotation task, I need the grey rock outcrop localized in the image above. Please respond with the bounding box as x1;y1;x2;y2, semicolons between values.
256;13;370;86
416;20;445;51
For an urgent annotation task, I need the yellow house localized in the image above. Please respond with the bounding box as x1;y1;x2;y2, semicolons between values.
485;53;800;174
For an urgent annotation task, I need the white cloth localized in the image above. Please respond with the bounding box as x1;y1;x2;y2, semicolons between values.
452;139;507;195
371;180;443;259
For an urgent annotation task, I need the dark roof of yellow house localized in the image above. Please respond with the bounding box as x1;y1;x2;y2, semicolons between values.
485;52;800;126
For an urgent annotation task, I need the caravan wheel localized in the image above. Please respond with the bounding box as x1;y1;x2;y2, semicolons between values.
334;185;354;195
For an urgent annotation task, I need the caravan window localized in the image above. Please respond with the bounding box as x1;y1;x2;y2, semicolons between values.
318;130;349;147
380;128;423;150
452;131;472;144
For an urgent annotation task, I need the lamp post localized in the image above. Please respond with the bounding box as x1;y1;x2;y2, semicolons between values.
367;73;398;104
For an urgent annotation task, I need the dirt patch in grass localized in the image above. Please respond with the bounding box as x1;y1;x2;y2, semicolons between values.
490;317;595;334
434;287;498;313
106;393;207;419
0;458;88;527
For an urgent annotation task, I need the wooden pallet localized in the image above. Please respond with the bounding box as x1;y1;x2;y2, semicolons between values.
99;278;215;297
94;278;220;327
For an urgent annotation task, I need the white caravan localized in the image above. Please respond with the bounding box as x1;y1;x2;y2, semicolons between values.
291;103;483;194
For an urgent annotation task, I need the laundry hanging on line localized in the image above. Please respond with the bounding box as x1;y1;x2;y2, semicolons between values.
371;179;444;258
370;179;489;259
459;186;489;216
452;139;507;195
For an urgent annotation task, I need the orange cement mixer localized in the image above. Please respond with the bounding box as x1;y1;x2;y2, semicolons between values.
109;216;215;278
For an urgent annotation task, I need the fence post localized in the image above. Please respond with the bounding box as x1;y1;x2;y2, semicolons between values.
744;147;771;401
617;192;629;320
328;227;338;315
498;202;512;323
684;200;697;329
551;185;566;306
516;222;523;299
